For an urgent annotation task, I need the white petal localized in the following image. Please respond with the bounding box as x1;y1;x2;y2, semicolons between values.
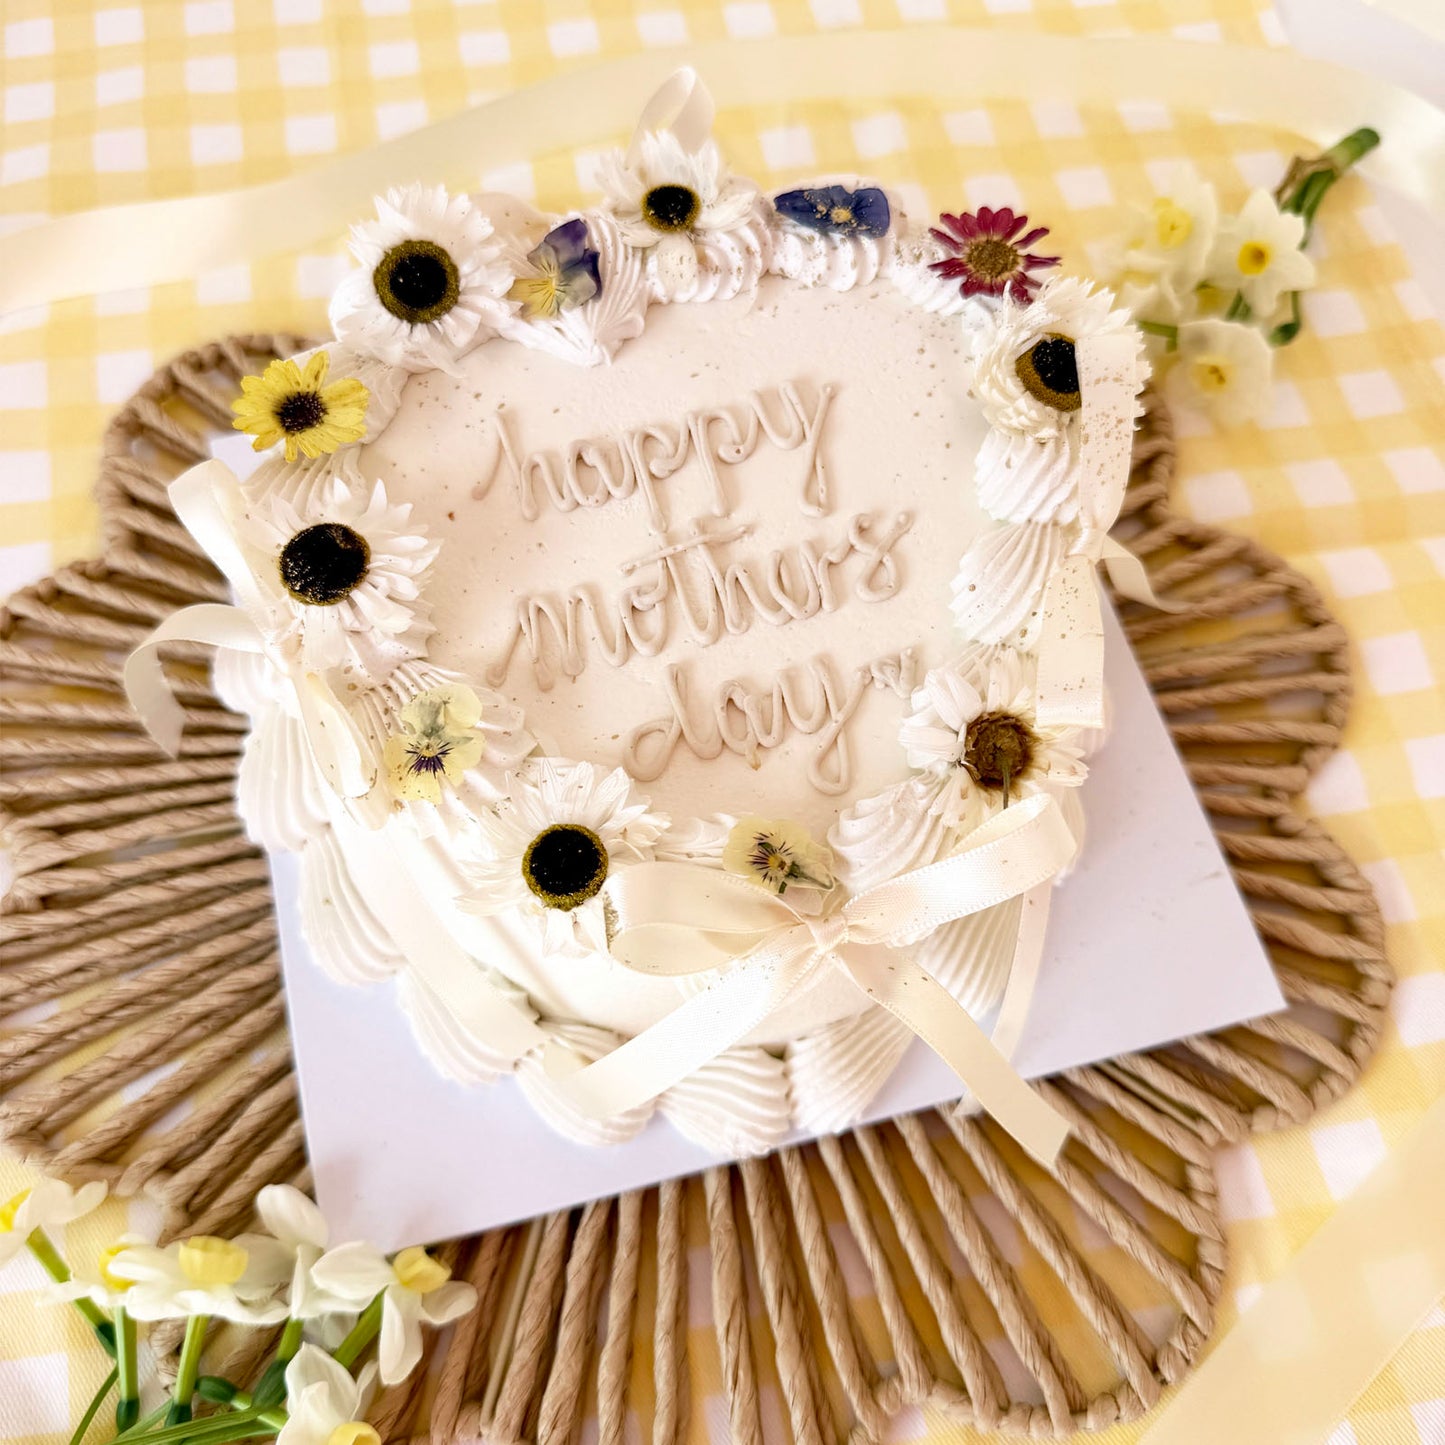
311;1242;397;1303
378;1288;424;1385
256;1185;330;1251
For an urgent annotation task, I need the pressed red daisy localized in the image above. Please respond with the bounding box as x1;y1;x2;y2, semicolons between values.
928;206;1061;302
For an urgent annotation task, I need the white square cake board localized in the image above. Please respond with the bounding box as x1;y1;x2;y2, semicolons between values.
269;607;1286;1251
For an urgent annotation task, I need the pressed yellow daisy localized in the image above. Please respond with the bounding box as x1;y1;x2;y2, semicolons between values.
232;351;370;464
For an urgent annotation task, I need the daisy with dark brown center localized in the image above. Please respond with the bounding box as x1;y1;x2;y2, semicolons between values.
1013;333;1082;412
462;761;668;958
232;352;369;464
900;650;1087;834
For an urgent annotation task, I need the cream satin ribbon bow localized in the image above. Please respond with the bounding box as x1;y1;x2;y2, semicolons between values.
1033;334;1184;731
122;460;377;800
544;791;1078;1169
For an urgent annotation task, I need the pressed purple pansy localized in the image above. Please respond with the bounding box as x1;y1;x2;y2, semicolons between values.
773;184;891;238
508;218;603;319
928;207;1060;302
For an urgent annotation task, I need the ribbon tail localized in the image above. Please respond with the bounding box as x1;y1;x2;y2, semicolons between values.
626;67;715;163
841;945;1069;1170
543;936;819;1121
1035;556;1106;731
294;672;378;801
1098;535;1187;614
124;602;265;755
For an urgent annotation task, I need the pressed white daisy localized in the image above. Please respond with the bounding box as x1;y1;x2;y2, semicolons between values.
108;1233;291;1324
596;129;757;299
330;183;513;371
967;277;1145;442
242;477;438;676
1205;188;1316;317
311;1242;476;1386
462;760;668;957
1168;318;1274;427
279;1346;379;1445
0;1178;107;1268
899;649;1087;834
1119;165;1218;298
721;818;834;898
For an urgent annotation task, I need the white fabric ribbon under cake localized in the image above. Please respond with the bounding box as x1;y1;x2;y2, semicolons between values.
543;791;1078;1168
1031;335;1184;731
123;461;378;801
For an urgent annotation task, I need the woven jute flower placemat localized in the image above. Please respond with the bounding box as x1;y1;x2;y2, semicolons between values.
0;336;1390;1443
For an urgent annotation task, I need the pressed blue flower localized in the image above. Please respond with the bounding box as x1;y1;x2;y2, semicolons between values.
508;218;603;319
773;185;891;238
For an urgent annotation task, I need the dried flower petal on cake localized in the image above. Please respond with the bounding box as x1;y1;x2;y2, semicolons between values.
1167;318;1274;427
597;129;758;300
928;207;1060;303
243;479;438;675
722;817;835;897
107;1233;291;1324
900;649;1087;834
506;217;603;319
461;760;668;957
312;1241;476;1384
967;276;1144;442
773;184;891;238
1205;187;1316;317
278;1346;379;1445
232;352;370;464
331;183;513;371
383;683;487;804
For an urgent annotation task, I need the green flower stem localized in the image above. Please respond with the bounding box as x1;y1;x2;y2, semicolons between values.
112;1400;170;1440
276;1316;305;1364
1137;320;1179;349
25;1229;116;1357
66;1364;117;1445
167;1313;210;1425
114;1306;140;1432
111;1406;282;1445
333;1293;385;1369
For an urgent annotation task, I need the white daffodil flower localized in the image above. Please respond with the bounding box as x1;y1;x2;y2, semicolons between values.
254;1184;357;1325
109;1233;291;1324
311;1242;476;1385
46;1233;151;1313
0;1178;107;1268
1205;188;1316;316
278;1345;379;1445
1168;318;1275;427
1120;165;1218;296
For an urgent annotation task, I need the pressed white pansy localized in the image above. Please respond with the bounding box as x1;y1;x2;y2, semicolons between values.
900;648;1087;834
462;760;668;957
331;183;513;371
383;684;487;804
1168;318;1274;427
1205;188;1316;316
722;818;835;898
0;1178;107;1267
311;1242;475;1385
109;1233;291;1324
597;129;758;299
967;277;1145;442
242;477;438;677
279;1346;379;1445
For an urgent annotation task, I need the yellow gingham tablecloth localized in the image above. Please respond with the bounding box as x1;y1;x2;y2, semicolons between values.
2;2;1443;1442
